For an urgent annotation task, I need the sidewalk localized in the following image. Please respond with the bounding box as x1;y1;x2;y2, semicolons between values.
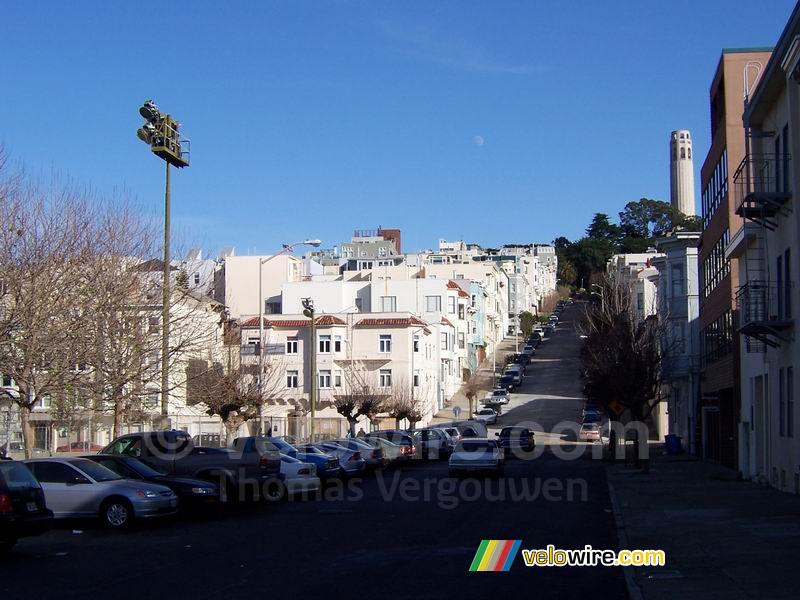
607;448;800;600
429;336;519;423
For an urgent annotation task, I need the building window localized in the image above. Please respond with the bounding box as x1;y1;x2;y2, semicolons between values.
471;294;477;308
319;335;331;353
286;370;299;388
318;370;331;389
440;332;448;350
788;367;794;438
413;370;420;387
458;332;465;349
448;296;456;314
701;310;733;364
425;295;442;312
355;298;363;312
780;368;786;437
193;273;200;285
286;337;298;354
381;296;397;312
701;229;730;298
379;369;392;387
334;370;342;388
671;263;685;298
458;304;465;320
637;293;644;310
334;335;342;353
413;335;419;352
784;249;792;319
378;246;387;257
701;148;728;227
265;301;281;315
379;335;392;353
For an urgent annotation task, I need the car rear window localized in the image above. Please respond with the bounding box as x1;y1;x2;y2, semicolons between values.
458;441;495;452
0;461;40;490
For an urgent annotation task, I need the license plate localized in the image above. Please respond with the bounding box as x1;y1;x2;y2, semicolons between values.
26;501;37;512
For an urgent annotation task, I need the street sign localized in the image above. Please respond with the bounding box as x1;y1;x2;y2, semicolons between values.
608;400;624;416
453;406;462;418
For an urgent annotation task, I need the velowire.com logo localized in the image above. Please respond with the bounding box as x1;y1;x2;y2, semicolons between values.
469;540;522;571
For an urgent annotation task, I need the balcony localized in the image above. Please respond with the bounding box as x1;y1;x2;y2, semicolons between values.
736;281;794;348
240;343;261;356
733;154;792;230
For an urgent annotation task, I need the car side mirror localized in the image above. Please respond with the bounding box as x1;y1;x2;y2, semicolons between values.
494;432;499;436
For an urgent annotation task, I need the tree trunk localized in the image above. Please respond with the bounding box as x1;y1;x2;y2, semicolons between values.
348;417;357;438
113;402;124;440
19;404;34;460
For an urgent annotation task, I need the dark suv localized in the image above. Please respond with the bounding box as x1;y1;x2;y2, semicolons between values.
0;459;53;553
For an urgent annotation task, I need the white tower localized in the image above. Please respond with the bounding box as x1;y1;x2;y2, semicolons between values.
669;130;696;216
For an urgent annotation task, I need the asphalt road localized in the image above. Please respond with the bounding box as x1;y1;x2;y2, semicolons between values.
2;304;626;599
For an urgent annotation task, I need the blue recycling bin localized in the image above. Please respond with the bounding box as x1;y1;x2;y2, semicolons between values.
664;434;683;455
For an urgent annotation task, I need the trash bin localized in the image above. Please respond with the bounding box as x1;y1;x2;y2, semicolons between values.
664;434;683;455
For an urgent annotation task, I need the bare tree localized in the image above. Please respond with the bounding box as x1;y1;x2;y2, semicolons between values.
462;371;481;420
0;171;97;458
332;361;387;437
386;378;425;430
578;274;665;451
190;351;285;445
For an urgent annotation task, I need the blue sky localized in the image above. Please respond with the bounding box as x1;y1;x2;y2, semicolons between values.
1;1;795;255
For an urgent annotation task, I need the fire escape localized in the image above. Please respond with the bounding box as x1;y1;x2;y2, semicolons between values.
733;153;794;349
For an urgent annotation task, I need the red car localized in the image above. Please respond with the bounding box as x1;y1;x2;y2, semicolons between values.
56;441;104;452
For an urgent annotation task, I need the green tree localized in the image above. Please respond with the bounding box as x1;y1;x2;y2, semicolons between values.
558;260;577;286
586;213;621;245
519;311;537;337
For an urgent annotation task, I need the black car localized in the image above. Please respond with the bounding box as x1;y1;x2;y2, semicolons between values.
498;374;515;391
85;454;220;510
363;430;415;458
496;427;535;455
0;460;53;553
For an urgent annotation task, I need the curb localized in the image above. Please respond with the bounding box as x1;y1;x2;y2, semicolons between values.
606;475;645;600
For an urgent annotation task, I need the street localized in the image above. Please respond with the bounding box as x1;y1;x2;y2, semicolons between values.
2;305;626;599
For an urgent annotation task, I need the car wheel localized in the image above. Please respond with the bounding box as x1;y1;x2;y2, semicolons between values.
101;497;133;529
0;538;17;553
262;478;286;502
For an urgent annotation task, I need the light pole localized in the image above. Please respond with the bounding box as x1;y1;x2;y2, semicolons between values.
256;240;322;366
301;298;316;441
136;100;190;426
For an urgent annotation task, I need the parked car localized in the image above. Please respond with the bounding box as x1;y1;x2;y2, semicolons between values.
474;408;498;425
85;454;220;510
102;430;281;499
487;388;510;405
1;442;48;458
304;442;365;477
251;437;340;480
543;324;555;336
448;439;505;477
497;375;515;392
0;459;53;553
330;439;385;469
522;344;535;356
579;423;602;442
279;455;321;496
496;427;535;455
411;429;452;459
360;437;407;465
56;441;104;453
440;427;462;448
363;431;415;458
582;409;603;424
504;365;523;386
24;458;176;529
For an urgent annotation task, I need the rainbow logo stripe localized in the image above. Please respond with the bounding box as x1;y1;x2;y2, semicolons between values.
469;540;522;571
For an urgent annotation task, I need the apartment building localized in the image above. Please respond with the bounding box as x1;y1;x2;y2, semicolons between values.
607;253;663;321
726;10;799;493
653;231;702;453
698;47;772;468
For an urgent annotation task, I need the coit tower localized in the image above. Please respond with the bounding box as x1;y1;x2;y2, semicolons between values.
669;130;696;216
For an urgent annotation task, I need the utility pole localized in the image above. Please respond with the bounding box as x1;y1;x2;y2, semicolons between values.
302;298;316;441
160;160;170;424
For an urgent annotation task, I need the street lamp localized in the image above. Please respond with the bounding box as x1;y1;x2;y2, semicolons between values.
136;100;190;426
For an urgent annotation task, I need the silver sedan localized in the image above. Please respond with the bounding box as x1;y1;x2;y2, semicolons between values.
24;457;177;529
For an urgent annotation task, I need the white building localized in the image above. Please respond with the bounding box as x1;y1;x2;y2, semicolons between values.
607;252;663;321
653;231;702;452
726;17;799;493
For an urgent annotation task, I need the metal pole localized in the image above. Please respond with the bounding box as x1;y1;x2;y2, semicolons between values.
258;258;264;436
161;161;171;424
309;310;316;441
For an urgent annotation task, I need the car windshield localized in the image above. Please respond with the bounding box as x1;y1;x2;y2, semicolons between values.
479;409;494;415
124;457;167;478
492;389;506;395
69;459;122;482
0;461;41;489
269;439;295;452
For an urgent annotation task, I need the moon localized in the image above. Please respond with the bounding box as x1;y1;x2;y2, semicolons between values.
473;135;485;147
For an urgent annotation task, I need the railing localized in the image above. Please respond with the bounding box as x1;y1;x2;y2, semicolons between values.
732;153;791;214
736;280;793;324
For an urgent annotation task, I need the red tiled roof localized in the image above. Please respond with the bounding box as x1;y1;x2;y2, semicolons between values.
356;317;429;327
240;315;346;328
458;290;470;298
441;317;454;327
446;280;461;289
